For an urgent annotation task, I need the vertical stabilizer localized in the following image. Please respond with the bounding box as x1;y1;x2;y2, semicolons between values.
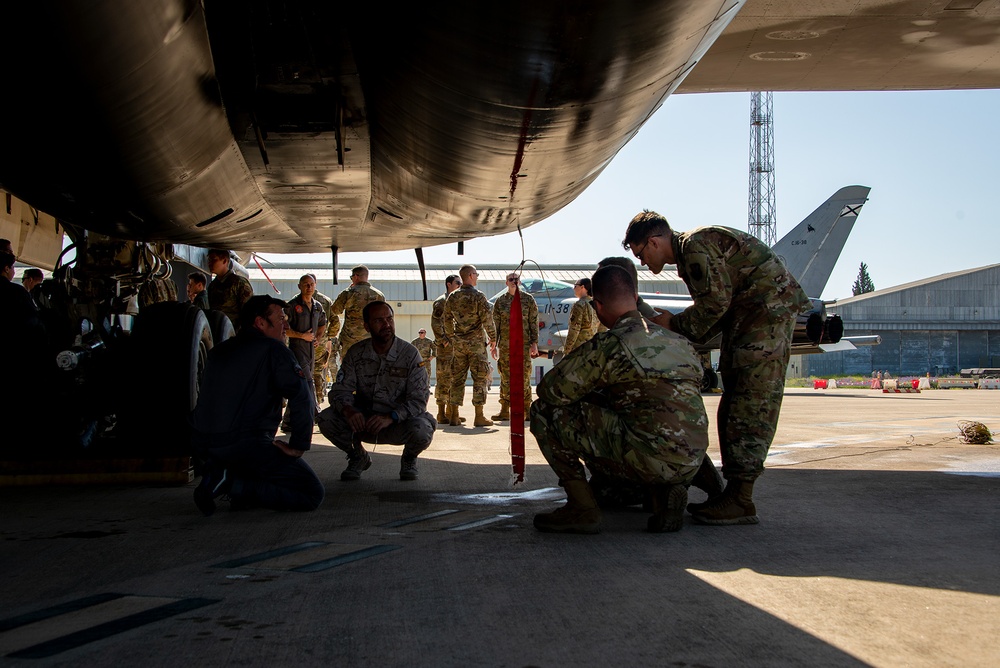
771;185;870;297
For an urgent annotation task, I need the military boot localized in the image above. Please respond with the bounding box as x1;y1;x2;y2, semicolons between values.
491;400;510;421
445;404;466;424
533;479;602;534
686;457;725;513
436;403;447;423
448;404;462;426
690;479;759;525
646;484;688;533
474;405;493;427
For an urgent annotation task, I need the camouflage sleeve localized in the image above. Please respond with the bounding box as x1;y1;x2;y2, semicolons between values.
636;297;658;320
492;297;502;344
536;336;610;406
443;300;455;340
236;276;254;310
564;301;585;353
527;295;538;345
671;237;733;342
429;340;436;358
329;346;360;411
331;289;349;316
482;295;497;341
431;299;447;339
326;309;341;339
399;347;430;420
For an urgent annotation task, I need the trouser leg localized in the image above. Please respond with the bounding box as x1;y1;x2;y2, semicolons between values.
231;454;325;512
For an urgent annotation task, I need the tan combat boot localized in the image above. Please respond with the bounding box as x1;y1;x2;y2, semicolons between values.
448;404;462;426
473;405;493;427
690;479;759;525
533;479;602;534
647;484;688;533
491;400;510;421
436;403;447;424
686;457;725;513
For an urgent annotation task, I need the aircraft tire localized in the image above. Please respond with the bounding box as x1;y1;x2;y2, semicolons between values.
700;368;719;393
123;302;213;452
206;309;235;348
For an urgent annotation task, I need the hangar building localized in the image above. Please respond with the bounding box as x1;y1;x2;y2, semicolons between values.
805;264;1000;377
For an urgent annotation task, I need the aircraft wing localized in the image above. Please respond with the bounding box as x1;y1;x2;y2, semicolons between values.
677;1;1000;93
2;1;997;258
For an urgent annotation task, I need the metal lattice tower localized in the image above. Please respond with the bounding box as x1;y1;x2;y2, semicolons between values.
748;91;777;246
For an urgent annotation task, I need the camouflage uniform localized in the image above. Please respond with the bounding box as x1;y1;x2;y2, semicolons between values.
317;336;435;458
492;290;539;411
410;335;436;383
207;270;254;331
563;296;598;355
670;226;810;481
327;337;341;393
530;311;709;485
312;292;339;405
330;281;385;356
443;285;496;406
431;292;453;408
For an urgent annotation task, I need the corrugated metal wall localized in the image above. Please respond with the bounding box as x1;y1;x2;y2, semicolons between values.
804;264;1000;376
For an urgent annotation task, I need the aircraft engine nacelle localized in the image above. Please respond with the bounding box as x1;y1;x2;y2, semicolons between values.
793;299;828;346
823;314;844;344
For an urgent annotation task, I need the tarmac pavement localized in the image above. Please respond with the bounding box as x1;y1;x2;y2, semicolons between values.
1;387;998;666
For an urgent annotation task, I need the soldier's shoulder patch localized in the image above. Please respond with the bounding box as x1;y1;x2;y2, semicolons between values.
684;252;710;293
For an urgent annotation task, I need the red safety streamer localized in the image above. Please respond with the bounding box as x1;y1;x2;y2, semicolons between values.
251;253;282;295
509;288;525;484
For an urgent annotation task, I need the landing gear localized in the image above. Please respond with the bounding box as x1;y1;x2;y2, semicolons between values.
119;302;213;451
700;367;719;393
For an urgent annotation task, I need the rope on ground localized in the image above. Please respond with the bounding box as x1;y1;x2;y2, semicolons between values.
957;421;994;444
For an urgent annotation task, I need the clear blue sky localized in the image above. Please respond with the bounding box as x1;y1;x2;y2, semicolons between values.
273;89;1000;301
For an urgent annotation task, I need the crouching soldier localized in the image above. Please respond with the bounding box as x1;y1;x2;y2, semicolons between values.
530;265;709;534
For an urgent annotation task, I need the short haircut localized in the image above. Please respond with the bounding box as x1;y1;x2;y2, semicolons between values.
597;256;639;290
0;239;12;254
351;265;369;279
577;277;592;295
298;274;316;285
622;210;672;250
207;249;231;264
362;300;393;323
239;295;288;331
459;264;477;280
0;251;14;272
446;274;460;287
187;271;207;287
23;267;43;281
591;265;636;303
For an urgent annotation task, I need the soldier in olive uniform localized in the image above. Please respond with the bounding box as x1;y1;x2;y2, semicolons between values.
206;249;254;331
442;264;497;427
312;285;340;406
431;274;463;424
624;211;811;526
280;274;327;431
531;265;709;535
490;273;538;421
330;265;385;356
562;277;598;356
410;328;436;383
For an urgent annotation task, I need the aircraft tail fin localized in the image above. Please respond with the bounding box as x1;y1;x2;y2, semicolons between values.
771;185;870;297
